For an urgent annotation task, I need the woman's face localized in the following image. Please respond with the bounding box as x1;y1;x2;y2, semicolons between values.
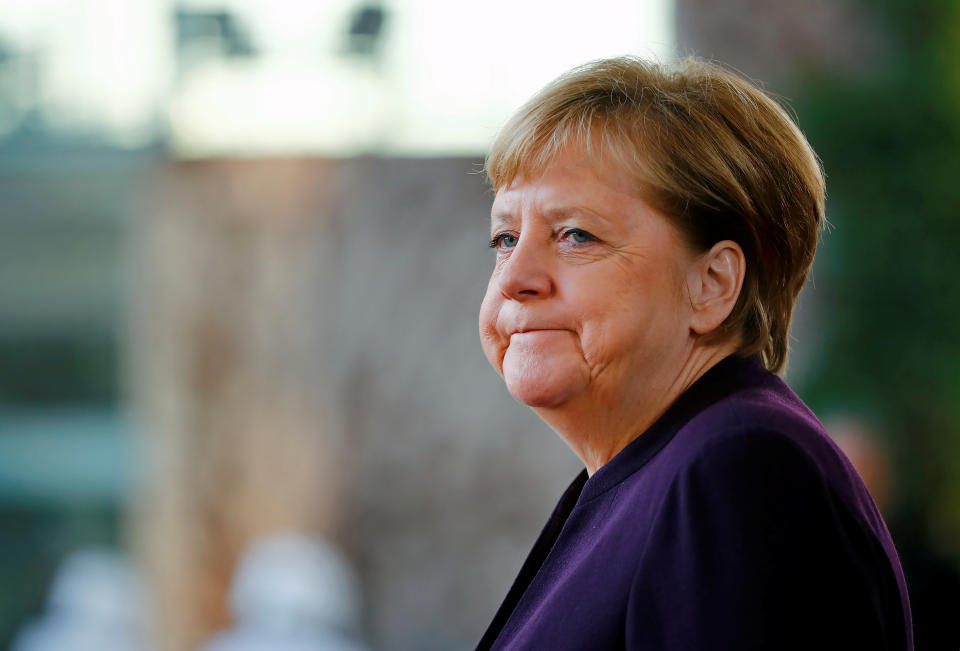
479;151;699;411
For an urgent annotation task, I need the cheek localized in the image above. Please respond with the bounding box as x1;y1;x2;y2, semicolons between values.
478;279;505;370
575;265;685;354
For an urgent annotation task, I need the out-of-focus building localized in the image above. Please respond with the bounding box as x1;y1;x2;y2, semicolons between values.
0;2;673;649
675;0;887;86
2;0;908;649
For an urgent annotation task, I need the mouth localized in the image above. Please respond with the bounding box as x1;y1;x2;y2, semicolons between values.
510;327;564;336
508;328;576;344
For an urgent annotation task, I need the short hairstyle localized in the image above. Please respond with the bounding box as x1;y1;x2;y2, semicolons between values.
485;56;825;374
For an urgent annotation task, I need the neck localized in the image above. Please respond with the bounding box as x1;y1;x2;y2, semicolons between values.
533;341;739;476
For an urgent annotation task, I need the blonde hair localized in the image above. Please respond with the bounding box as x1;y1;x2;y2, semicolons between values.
486;56;825;374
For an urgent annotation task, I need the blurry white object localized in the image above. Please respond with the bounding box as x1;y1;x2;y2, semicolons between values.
12;548;154;651
202;533;368;651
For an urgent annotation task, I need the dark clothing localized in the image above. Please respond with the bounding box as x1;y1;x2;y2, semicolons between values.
478;355;913;650
889;511;960;650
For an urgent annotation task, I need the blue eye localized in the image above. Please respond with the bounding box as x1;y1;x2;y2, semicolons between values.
489;233;519;249
563;228;596;244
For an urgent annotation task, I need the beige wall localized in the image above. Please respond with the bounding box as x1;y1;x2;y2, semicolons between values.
676;0;887;87
128;158;579;650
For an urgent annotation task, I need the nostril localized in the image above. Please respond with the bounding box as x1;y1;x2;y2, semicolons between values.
496;249;554;300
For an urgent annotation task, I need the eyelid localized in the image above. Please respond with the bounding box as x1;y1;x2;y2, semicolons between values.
489;231;519;249
560;227;598;242
488;226;597;250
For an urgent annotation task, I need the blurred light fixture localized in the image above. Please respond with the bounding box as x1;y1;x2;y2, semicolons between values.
0;0;674;156
175;6;256;72
343;3;387;57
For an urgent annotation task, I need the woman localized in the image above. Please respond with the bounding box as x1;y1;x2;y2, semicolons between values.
476;57;913;650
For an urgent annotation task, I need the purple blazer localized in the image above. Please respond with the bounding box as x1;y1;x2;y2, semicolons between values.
478;355;913;650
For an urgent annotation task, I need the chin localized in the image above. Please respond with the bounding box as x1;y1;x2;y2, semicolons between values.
503;368;586;409
506;382;572;408
499;336;590;408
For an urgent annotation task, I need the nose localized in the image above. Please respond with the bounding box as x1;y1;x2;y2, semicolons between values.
496;237;555;300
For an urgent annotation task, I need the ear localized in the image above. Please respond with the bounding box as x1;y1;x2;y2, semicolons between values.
686;240;745;336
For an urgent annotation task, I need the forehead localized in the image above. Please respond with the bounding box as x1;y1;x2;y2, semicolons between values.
493;125;649;192
491;150;644;224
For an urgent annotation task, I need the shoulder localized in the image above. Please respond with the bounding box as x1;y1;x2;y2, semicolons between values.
623;379;908;647
635;366;897;594
603;358;873;530
668;364;854;492
632;361;887;549
618;359;911;648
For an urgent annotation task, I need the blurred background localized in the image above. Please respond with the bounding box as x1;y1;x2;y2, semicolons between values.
0;0;958;649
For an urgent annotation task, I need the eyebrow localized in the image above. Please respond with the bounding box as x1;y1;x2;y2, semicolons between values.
543;206;612;224
490;211;515;232
489;205;615;233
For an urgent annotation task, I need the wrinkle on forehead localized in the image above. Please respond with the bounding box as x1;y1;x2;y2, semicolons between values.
490;153;652;235
493;129;655;194
501;148;651;208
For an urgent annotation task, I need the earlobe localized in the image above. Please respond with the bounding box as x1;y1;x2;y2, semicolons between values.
689;240;745;336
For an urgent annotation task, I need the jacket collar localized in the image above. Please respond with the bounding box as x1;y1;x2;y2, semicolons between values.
577;354;768;504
